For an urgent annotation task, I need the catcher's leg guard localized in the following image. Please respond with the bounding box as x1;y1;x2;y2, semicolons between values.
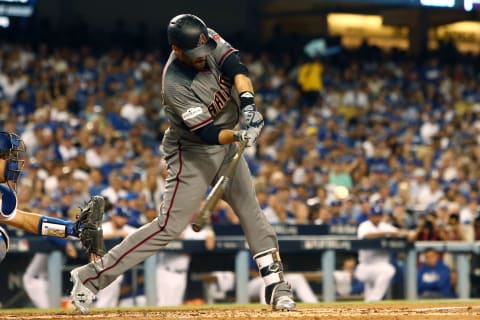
253;248;296;311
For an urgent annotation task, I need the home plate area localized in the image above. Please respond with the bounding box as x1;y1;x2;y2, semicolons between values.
0;302;480;320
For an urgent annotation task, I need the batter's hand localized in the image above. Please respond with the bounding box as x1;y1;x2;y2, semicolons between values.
242;105;264;129
235;126;261;147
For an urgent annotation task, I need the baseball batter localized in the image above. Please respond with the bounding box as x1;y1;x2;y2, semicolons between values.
70;13;295;313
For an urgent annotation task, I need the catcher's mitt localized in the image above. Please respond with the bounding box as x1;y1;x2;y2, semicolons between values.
74;196;106;257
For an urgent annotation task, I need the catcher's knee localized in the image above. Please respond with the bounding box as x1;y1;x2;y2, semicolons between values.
0;226;9;263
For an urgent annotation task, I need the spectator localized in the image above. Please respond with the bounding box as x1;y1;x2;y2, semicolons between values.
416;176;444;212
312;205;332;225
141;166;165;207
85;136;106;169
389;199;415;230
265;186;297;224
354;205;416;301
444;213;464;241
354;195;371;225
333;256;364;298
415;214;447;241
155;218;215;306
475;216;480;241
88;168;108;196
297;57;323;108
417;248;455;298
101;171;126;204
94;206;137;308
120;90;145;124
328;199;350;225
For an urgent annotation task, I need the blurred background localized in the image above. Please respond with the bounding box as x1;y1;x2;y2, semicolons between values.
1;0;480;53
0;0;479;310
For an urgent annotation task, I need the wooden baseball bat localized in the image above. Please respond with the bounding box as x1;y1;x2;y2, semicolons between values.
192;141;248;232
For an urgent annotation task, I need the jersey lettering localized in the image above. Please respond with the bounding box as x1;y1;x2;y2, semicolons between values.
218;76;231;92
207;75;232;117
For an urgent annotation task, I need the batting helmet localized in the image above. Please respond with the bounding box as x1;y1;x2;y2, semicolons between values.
167;14;217;58
0;132;25;190
0;226;9;264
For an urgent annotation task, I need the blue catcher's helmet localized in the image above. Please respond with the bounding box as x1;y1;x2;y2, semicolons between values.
0;226;9;264
0;132;26;191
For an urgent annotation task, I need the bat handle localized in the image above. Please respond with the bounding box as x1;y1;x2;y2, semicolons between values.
191;223;202;232
191;208;211;232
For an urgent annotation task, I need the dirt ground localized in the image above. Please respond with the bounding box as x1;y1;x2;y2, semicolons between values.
1;301;480;320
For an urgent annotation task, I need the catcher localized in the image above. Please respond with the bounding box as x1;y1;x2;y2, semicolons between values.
0;131;106;264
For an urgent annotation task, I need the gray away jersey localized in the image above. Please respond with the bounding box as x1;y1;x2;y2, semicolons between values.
162;29;241;144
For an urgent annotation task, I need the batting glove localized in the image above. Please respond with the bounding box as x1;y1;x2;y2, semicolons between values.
235;126;262;147
240;91;264;129
242;105;264;129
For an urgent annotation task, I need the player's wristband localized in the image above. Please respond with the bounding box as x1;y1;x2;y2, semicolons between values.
239;91;255;110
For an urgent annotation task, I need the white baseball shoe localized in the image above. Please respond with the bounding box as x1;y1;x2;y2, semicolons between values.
70;267;95;314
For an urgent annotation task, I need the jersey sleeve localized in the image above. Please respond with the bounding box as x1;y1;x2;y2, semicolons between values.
164;78;213;131
357;221;371;239
208;28;238;68
381;222;398;233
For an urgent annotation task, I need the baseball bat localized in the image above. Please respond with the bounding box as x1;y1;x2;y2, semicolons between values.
192;141;248;232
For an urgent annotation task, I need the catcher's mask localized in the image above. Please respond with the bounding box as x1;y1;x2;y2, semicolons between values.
0;132;25;191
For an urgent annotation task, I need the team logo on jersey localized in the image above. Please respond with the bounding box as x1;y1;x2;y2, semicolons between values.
182;107;203;121
208;75;232;117
197;33;207;46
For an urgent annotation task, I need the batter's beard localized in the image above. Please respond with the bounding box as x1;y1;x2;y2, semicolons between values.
192;58;207;70
177;51;207;70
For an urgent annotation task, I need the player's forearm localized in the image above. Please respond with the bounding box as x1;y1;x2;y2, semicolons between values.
363;231;401;239
234;74;254;95
5;209;41;234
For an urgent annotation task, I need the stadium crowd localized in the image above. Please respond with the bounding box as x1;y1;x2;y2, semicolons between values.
0;40;480;300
